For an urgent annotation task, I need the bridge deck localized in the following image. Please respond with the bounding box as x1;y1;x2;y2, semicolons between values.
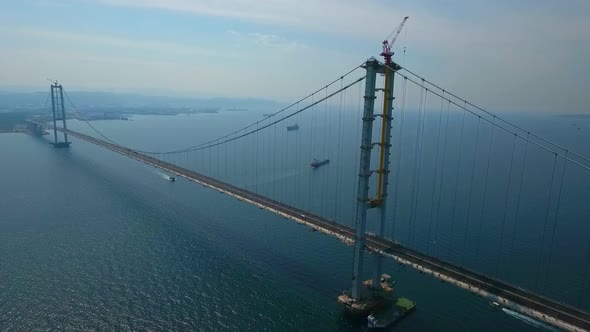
47;126;590;332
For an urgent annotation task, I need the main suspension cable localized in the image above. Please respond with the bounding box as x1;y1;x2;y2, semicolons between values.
131;76;365;155
396;63;590;165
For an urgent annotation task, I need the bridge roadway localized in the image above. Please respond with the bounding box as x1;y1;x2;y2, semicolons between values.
49;126;590;332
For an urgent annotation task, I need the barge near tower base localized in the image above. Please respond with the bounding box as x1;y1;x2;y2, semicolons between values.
338;274;395;314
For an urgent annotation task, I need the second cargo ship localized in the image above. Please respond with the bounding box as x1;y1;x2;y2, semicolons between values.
311;159;330;168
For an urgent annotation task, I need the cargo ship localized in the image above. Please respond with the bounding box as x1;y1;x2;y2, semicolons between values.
287;124;299;131
310;159;329;168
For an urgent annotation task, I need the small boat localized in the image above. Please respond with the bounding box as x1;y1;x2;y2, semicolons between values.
490;301;501;309
287;124;299;131
168;176;176;182
367;313;385;329
368;311;404;329
310;159;329;168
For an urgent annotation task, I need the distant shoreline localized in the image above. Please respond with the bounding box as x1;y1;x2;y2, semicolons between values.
0;108;226;132
556;113;590;119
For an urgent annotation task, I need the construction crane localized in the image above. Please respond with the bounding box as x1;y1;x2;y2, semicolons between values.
380;16;409;65
369;16;409;208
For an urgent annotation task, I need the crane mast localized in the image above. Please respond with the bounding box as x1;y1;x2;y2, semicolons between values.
380;16;409;65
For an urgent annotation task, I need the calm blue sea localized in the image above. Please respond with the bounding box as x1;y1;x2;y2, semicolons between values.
1;107;588;331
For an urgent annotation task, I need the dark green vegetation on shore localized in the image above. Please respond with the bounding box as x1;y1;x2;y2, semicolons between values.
0;111;29;132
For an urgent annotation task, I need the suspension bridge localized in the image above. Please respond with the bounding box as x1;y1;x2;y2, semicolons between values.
29;58;590;331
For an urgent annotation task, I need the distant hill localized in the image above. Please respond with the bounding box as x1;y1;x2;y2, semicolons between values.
0;91;280;113
0;92;49;111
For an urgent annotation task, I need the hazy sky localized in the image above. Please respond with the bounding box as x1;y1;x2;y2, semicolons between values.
1;0;589;112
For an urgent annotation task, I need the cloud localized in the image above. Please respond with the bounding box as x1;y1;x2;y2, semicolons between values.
92;0;400;38
91;0;590;48
5;0;590;111
94;0;299;24
35;0;69;7
226;30;305;51
9;26;236;59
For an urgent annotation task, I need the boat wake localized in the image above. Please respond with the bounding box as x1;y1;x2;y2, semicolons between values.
156;171;176;182
501;308;558;331
157;172;170;180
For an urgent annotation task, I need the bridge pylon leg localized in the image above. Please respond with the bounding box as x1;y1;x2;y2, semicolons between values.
372;62;398;289
350;58;379;301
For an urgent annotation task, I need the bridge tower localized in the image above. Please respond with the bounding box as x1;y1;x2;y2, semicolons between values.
341;57;400;312
49;82;71;148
